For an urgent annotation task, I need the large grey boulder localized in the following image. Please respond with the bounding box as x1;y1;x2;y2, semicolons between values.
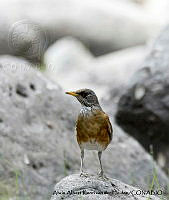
0;55;168;200
0;0;163;62
115;25;169;172
51;174;162;200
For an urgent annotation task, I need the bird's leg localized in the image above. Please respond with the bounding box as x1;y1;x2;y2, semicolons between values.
98;151;104;177
80;149;87;177
80;149;84;174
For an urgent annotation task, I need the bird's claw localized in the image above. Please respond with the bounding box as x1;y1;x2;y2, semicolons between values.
80;171;88;177
98;171;108;180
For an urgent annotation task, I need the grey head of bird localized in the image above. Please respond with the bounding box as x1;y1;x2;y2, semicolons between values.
66;88;101;108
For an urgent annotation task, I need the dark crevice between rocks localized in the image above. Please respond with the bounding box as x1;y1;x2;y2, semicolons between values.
16;83;28;98
31;161;44;170
110;182;116;187
30;83;36;91
9;85;12;96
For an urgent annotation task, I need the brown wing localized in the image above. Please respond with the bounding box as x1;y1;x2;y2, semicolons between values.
103;113;113;142
90;110;113;145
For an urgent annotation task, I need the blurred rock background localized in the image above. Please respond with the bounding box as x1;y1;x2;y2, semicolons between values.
0;0;169;199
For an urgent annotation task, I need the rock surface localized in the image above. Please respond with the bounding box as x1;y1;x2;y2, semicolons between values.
115;25;169;172
0;0;163;62
44;37;94;86
51;174;162;200
0;55;168;200
44;37;146;98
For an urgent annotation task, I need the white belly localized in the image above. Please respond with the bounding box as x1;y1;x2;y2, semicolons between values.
80;140;104;151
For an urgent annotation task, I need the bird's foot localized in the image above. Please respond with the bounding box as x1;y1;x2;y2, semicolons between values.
98;171;108;180
80;171;88;177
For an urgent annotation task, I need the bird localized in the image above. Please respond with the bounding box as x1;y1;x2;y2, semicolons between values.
66;88;113;178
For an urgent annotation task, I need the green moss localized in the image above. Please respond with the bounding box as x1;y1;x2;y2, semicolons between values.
0;180;16;200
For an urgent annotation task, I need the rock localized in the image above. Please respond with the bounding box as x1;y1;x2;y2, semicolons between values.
115;25;169;173
114;0;146;5
0;19;48;63
0;55;168;200
0;0;163;62
44;37;94;86
44;37;146;98
44;37;94;68
87;45;146;98
51;174;162;200
143;0;169;24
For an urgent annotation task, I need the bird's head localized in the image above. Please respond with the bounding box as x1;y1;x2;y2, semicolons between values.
66;88;100;108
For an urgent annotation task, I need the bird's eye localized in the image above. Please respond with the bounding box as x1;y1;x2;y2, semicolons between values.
79;91;88;98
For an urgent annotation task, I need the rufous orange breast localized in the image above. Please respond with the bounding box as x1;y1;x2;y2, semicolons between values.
76;107;112;152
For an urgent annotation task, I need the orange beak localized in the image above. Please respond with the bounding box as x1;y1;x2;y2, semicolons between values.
65;91;78;97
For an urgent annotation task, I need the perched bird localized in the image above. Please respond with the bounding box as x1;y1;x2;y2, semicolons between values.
66;89;113;177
